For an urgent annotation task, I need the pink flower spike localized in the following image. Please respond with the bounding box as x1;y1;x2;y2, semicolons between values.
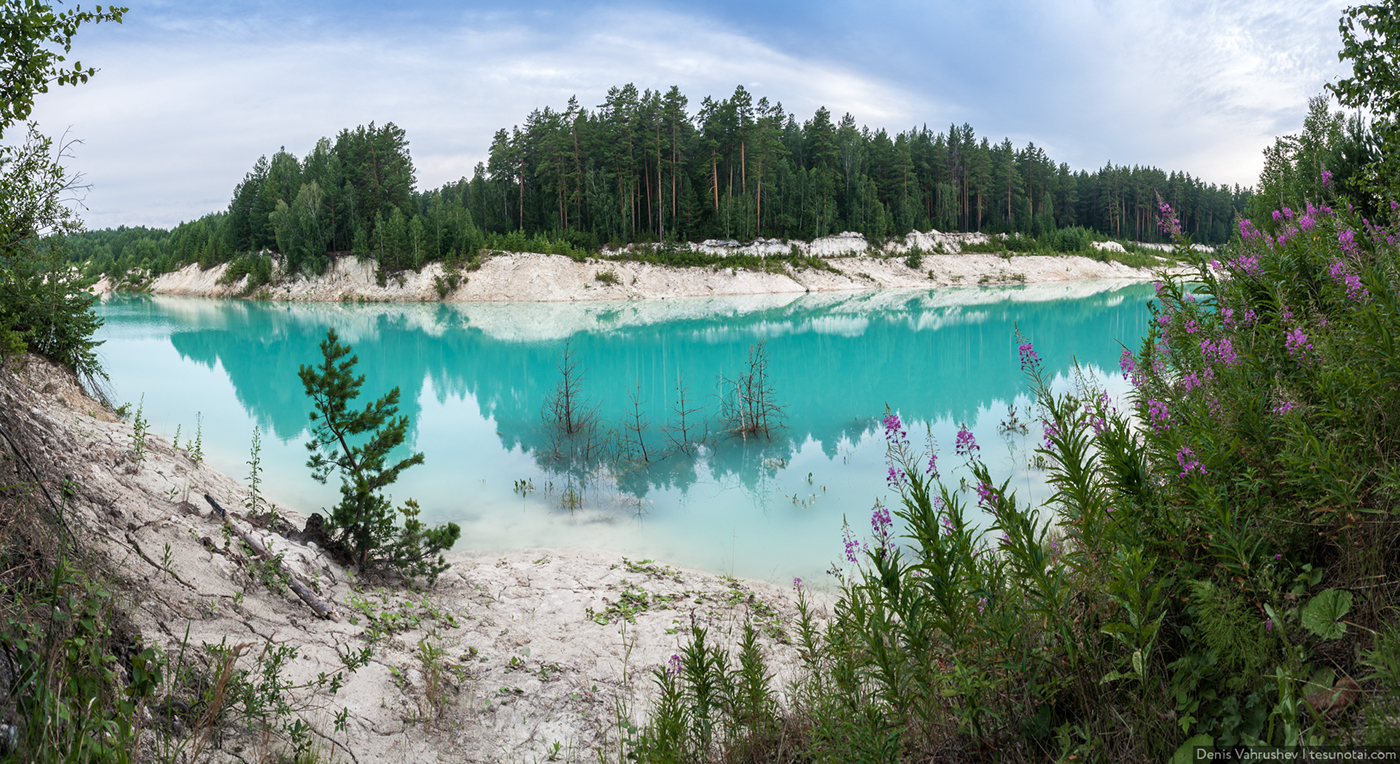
955;426;979;459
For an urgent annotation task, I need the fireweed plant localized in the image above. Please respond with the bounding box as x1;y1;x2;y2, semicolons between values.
629;192;1400;762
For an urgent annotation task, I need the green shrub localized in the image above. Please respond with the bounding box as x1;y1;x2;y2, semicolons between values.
0;127;105;386
219;251;273;294
298;329;460;583
1050;225;1096;254
635;193;1400;761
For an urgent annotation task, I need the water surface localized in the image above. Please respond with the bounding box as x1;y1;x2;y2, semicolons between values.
95;282;1151;584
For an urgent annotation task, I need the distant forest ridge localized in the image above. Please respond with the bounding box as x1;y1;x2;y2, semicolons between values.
71;83;1251;278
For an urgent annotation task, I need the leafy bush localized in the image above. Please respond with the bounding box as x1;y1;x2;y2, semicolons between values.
0;127;105;386
634;193;1400;761
298;329;460;583
218;252;273;294
1049;225;1096;254
1;559;161;764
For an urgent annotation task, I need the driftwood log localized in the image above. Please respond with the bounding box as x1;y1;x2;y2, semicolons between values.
204;494;338;621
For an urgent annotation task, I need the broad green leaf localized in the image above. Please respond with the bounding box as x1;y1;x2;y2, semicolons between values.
1100;670;1132;684
1301;588;1353;640
1172;734;1214;764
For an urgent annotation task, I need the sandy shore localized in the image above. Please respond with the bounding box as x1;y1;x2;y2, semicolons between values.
95;231;1183;304
2;355;829;762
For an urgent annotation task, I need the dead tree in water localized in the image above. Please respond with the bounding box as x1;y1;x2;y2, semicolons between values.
720;341;786;440
663;372;708;456
618;382;653;463
542;339;601;461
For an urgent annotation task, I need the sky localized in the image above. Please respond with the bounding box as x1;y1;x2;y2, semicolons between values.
26;0;1353;231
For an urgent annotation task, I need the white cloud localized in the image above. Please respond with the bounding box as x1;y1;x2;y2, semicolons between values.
29;6;931;229
1019;0;1350;186
24;0;1358;229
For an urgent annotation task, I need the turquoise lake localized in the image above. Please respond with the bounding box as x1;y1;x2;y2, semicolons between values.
93;281;1153;585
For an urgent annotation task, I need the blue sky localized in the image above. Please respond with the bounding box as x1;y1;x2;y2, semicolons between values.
29;0;1350;230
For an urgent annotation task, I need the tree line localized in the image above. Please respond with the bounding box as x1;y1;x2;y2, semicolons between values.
71;85;1254;278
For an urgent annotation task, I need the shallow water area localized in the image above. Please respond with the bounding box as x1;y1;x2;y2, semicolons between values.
94;281;1152;585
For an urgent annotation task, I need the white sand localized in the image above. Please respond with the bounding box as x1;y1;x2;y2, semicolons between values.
111;230;1185;305
2;355;831;762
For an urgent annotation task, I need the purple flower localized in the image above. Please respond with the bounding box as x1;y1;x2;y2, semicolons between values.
1265;618;1273;632
1158;201;1182;237
1239;219;1261;241
1339;229;1360;257
926;452;939;477
842;522;866;564
886;466;906;489
870;502;893;549
1272;400;1295;415
1322;169;1334;188
1089;391;1114;436
1120;348;1139;384
1147;399;1171;432
1200;337;1239;367
668;654;683;676
882;412;906;444
1228;253;1261;277
941;516;954;535
1018;341;1040;370
1328;260;1371;303
1182;370;1207;392
1177;445;1204;476
955;426;979;459
793;577;804;592
1185;319;1199;334
1285;327;1314;362
975;481;995;509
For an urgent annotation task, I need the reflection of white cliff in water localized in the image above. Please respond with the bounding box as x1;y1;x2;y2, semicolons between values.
97;281;1153;507
105;278;1148;344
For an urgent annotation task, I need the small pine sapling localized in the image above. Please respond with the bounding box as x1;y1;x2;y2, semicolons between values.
298;329;460;583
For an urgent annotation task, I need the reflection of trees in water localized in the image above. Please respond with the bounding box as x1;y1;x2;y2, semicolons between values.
115;284;1153;502
533;338;797;512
